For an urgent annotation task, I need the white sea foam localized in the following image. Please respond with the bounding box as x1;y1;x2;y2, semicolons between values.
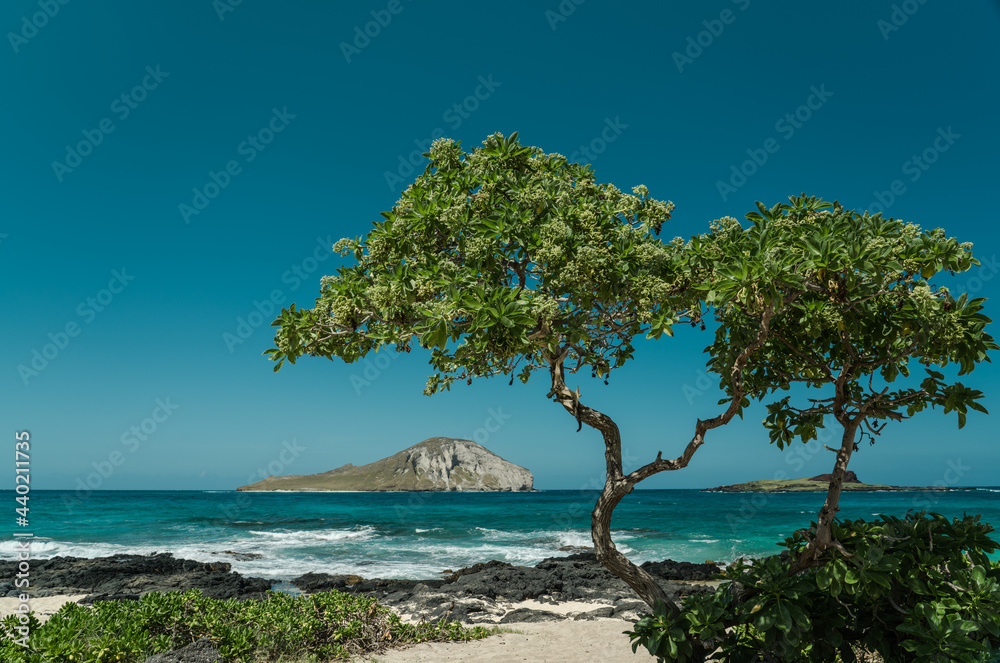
247;525;378;544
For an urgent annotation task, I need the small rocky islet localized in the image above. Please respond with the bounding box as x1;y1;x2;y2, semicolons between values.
236;437;534;492
704;470;977;493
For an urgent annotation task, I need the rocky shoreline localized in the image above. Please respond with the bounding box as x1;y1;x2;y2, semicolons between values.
1;552;723;625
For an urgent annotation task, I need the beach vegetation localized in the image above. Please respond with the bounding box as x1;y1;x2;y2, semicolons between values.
628;511;1000;662
0;588;491;662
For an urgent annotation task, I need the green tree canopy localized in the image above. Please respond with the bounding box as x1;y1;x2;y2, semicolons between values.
267;131;685;392
687;195;996;560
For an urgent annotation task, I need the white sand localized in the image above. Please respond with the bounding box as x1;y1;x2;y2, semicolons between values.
0;594;86;624
367;619;651;662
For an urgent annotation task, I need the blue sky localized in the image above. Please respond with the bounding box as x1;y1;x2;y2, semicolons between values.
3;0;999;491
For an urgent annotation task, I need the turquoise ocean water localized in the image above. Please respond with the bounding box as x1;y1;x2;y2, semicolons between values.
4;489;999;580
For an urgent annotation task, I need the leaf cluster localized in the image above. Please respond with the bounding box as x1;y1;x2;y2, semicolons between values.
691;195;996;444
268;132;685;393
627;512;1000;662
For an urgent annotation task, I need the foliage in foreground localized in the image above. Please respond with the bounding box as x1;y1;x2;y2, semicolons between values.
0;589;490;662
629;512;1000;663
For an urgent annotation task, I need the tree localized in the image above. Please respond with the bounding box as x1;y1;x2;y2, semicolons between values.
268;132;694;607
626;196;999;661
688;195;996;569
266;134;996;626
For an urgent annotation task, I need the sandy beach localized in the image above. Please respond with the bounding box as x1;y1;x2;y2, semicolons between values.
368;618;647;662
0;594;86;624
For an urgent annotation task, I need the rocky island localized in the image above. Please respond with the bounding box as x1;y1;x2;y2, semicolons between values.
236;437;534;492
704;471;976;493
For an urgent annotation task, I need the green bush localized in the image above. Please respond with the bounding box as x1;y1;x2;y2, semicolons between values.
0;589;491;662
628;512;1000;663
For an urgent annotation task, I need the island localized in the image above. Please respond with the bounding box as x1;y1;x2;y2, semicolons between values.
236;437;534;492
704;471;976;493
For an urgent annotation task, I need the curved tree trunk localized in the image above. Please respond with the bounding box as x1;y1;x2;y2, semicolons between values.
540;307;776;610
544;353;673;607
592;481;674;607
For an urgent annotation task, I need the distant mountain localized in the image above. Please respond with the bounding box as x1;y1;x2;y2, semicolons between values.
236;437;534;492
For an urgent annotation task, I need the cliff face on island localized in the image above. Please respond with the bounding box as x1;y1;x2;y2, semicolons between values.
236;437;534;492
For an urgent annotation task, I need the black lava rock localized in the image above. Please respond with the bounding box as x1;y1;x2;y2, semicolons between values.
143;639;223;663
500;608;563;623
0;554;271;600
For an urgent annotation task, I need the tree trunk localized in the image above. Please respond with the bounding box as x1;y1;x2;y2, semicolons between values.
810;421;858;558
545;353;675;609
592;478;674;608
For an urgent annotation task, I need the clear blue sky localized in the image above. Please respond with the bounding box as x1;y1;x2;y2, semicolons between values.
3;1;999;491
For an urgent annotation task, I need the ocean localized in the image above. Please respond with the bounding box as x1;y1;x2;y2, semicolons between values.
5;488;999;580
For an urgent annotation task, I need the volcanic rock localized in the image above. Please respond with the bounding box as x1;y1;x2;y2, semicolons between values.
0;553;270;600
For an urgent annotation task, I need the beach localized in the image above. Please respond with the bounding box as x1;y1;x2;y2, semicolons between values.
0;594;86;624
1;592;647;661
368;619;645;662
4;490;998;660
0;551;709;661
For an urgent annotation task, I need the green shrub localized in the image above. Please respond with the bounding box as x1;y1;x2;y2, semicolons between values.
628;512;1000;663
0;589;491;662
